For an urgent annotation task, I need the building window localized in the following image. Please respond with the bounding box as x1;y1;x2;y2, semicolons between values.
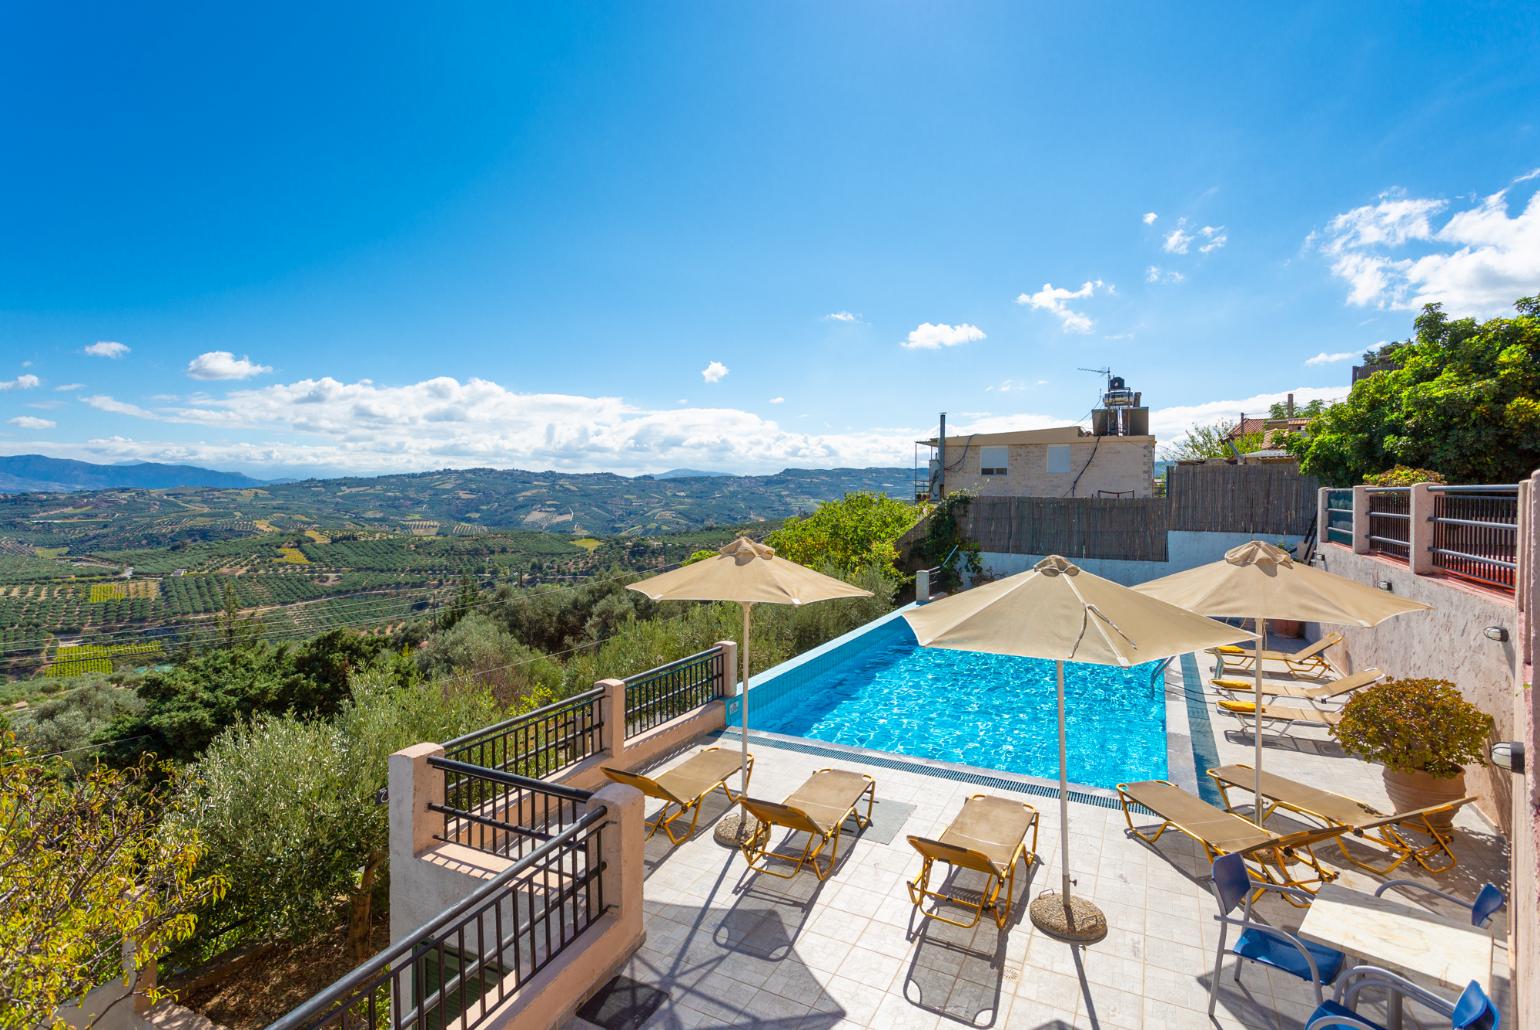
1046;444;1071;474
980;446;1008;476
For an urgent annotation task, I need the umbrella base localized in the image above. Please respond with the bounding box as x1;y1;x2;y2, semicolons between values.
712;811;760;848
1029;892;1108;944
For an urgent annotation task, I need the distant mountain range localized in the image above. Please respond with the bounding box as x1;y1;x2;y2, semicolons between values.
0;456;916;538
0;455;268;493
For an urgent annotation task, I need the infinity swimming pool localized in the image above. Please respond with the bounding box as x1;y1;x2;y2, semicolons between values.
740;611;1169;790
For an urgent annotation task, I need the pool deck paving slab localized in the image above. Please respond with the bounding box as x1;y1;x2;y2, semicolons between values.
571;648;1509;1029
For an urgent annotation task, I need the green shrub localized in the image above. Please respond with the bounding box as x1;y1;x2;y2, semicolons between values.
1362;466;1446;487
1332;678;1493;777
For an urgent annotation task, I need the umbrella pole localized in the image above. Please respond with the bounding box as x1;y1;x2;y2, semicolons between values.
1253;614;1265;822
1028;658;1107;944
740;601;752;797
1056;658;1072;903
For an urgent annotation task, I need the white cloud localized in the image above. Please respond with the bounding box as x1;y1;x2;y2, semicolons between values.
81;394;157;418
1198;225;1228;253
84;341;130;358
40;375;933;475
186;351;273;381
0;374;40;391
1015;280;1106;333
1163;226;1193;254
54;383;84;392
1142;211;1158;225
1151;386;1349;451
945;412;1071;436
1145;266;1184;285
1314;177;1540;315
7;415;56;430
769;396;785;404
986;379;1025;393
1305;351;1358;366
822;311;861;323
701;360;729;383
900;322;986;350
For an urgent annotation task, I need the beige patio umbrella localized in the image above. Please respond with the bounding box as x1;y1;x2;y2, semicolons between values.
627;537;872;828
1134;540;1430;821
904;555;1254;941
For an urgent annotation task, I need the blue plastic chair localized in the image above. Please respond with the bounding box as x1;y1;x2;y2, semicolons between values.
1305;968;1500;1029
1207;853;1347;1018
1374;879;1506;928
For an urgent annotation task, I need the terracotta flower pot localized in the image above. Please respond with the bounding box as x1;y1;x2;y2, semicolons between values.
1382;768;1467;831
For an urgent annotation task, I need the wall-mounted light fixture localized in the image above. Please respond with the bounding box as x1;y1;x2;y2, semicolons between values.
1483;626;1508;642
1490;741;1525;774
1376;580;1393;591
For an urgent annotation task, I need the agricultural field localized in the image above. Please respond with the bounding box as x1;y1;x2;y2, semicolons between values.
0;489;767;680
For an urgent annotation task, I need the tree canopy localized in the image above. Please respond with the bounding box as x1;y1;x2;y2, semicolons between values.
765;491;918;581
1162;421;1263;461
1291;297;1540;485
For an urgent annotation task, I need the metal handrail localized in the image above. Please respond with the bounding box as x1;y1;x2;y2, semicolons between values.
266;807;609;1030
1432;547;1517;570
622;645;722;684
1365;485;1412;492
1434;516;1519;530
1428;484;1519;494
427;756;595;803
442;687;605;752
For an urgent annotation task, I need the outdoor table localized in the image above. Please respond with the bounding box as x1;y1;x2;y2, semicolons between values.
1297;883;1493;1029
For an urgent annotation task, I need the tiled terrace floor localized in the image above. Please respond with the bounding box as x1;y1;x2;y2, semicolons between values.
576;650;1511;1029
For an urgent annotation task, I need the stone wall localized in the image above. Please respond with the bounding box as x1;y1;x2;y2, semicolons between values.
1514;473;1538;1030
1312;545;1517;832
943;436;1153;498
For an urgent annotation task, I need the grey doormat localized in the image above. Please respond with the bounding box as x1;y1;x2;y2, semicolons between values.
575;974;667;1030
862;799;916;845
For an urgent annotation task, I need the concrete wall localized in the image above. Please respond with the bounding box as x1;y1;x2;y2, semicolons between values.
1513;473;1538;1030
1311;544;1518;832
944;436;1154;498
977;529;1305;586
386;643;736;1028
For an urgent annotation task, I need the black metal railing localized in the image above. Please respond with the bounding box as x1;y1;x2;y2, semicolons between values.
1431;485;1519;592
429;758;593;861
1365;488;1410;561
442;687;604;781
622;646;724;738
266;808;608;1030
1325;488;1354;546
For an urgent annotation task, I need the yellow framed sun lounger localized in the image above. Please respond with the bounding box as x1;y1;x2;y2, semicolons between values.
1212;667;1383;704
739;768;876;880
1116;779;1349;902
1207;763;1475;876
906;794;1039;929
1217;697;1342;736
1214;631;1342;677
602;746;752;845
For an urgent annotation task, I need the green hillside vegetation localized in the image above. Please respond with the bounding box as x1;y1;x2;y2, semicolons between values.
0;492;917;1022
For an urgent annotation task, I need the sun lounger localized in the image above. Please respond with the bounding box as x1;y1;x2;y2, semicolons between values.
602;746;752;845
1207;763;1476;875
1216;697;1342;736
906;794;1039;928
1214;631;1342;678
738;768;876;880
1211;667;1383;705
1116;779;1349;900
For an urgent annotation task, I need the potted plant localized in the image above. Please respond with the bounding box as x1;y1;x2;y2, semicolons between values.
1332;678;1493;829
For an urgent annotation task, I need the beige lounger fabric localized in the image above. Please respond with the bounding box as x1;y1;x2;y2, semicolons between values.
939;795;1036;873
1212;667;1382;702
1118;780;1276;854
782;769;874;836
653;747;744;804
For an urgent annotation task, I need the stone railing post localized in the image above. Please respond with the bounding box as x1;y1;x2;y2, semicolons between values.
1351;485;1371;555
715;641;738;699
598;678;625;758
916;567;931;602
1408;482;1437;575
1317;487;1331;550
586;781;644;943
388;742;445;943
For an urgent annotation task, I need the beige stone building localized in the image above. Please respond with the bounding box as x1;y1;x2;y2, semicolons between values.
920;425;1155;498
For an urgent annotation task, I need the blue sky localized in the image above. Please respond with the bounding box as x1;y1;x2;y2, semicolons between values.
2;3;1538;477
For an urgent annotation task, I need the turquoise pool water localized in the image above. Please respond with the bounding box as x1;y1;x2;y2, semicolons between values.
748;620;1168;789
